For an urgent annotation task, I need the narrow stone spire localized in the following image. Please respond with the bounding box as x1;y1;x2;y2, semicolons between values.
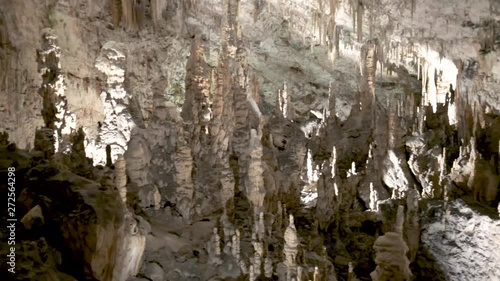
264;256;273;278
284;214;299;268
313;266;320;281
395;205;405;235
114;155;127;205
369;182;378;211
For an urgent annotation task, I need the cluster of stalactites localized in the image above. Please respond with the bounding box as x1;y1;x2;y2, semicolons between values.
110;0;148;29
151;0;168;25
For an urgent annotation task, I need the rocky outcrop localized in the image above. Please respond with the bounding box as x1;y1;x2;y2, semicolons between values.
421;199;500;280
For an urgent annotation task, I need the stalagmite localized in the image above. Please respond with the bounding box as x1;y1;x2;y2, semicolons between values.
369;182;378;210
182;36;211;158
388;97;398;149
417;57;420;80
232;229;241;261
284;214;299;269
327;82;337;118
249;265;255;281
368;143;373;160
277;83;289;119
258;211;265;240
371;204;411;280
248;129;266;215
209;227;222;264
92;41;135;165
313;266;320;281
348;262;358;281
439;147;447;186
331;146;337;178
115;154;127;205
297;265;303;280
264;256;273;278
252;241;263;277
37;29;76;154
395;205;405;234
347;161;357;177
277;201;283;230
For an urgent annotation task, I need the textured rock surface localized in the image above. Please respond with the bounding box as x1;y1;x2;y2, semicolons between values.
421;199;500;281
1;0;500;280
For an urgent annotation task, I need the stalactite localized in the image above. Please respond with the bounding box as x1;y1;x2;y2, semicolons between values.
121;0;137;29
418;59;428;134
360;39;378;128
351;0;357;32
411;0;416;20
427;67;438;113
357;1;364;42
369;0;374;38
110;0;122;28
253;0;263;22
388;97;397;149
318;0;325;46
151;0;167;25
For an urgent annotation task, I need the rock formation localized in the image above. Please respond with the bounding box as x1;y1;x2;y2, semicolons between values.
1;0;500;280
